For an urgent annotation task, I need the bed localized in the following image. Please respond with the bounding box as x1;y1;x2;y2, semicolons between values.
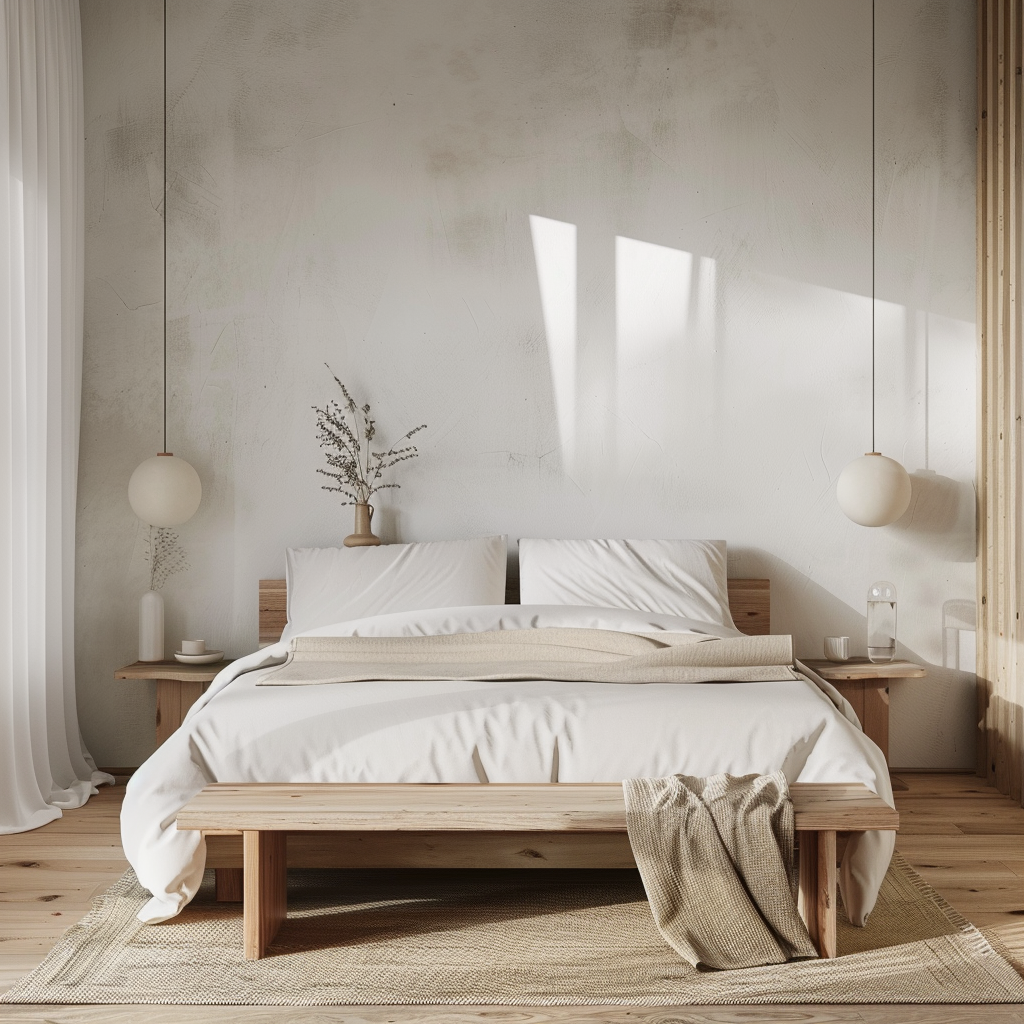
120;539;895;937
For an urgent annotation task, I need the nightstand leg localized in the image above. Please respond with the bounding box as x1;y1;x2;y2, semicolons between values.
862;683;890;763
830;678;891;765
155;679;208;746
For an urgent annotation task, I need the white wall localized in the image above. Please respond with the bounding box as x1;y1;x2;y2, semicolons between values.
79;0;977;769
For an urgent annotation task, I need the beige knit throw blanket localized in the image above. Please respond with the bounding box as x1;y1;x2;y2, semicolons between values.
624;772;818;970
258;629;799;685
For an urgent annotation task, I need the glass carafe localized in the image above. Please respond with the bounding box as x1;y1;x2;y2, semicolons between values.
867;581;897;663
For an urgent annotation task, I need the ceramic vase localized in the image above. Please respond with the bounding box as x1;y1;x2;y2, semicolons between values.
343;502;381;547
139;589;165;662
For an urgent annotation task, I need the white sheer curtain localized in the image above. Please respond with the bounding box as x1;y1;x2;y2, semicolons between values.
1;0;111;833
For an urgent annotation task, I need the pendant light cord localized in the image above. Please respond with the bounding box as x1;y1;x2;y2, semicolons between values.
871;0;876;454
162;0;168;454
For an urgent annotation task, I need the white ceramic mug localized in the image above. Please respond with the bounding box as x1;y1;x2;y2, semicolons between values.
181;639;206;656
824;636;850;662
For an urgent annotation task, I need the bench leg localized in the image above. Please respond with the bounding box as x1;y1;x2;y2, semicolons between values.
798;829;837;959
243;831;287;960
816;830;837;958
215;867;243;902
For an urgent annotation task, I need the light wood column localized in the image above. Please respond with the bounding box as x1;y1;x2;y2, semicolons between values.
815;830;837;960
797;831;820;952
243;831;287;960
797;830;838;960
978;0;1024;805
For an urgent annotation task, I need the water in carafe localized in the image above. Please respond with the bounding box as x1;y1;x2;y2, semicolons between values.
867;581;897;663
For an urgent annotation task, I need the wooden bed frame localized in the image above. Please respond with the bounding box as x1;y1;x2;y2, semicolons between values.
190;577;898;961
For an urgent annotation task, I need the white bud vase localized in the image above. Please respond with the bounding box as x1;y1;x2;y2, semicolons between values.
139;589;165;662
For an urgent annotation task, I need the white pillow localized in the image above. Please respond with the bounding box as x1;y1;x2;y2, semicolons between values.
284;536;507;640
518;538;736;631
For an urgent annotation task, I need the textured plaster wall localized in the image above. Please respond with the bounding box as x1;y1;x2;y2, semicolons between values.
79;0;977;769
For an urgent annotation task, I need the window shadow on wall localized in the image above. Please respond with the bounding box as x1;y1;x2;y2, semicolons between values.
528;215;974;541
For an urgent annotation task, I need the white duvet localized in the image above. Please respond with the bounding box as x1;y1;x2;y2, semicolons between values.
121;605;894;927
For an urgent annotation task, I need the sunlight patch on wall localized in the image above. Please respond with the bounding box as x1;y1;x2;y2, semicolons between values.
529;215;577;465
615;236;692;371
694;255;716;342
529;223;975;537
614;236;717;475
531;223;721;477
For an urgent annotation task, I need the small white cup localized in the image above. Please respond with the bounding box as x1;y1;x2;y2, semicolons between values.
824;636;850;662
181;640;206;656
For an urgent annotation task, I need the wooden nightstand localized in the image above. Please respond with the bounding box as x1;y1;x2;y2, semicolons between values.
114;660;235;746
800;658;925;764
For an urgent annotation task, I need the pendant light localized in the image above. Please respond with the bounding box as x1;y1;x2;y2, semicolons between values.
128;0;202;528
836;0;911;528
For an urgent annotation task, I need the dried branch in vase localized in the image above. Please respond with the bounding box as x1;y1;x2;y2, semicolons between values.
313;365;427;507
146;527;189;591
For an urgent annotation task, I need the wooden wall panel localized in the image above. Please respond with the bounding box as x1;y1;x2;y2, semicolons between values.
726;578;771;636
258;579;287;647
978;0;1024;805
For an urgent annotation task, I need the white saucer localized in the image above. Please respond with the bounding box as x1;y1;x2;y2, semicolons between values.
174;650;224;665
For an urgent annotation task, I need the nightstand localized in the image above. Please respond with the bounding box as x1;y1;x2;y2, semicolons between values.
800;658;925;764
114;660;235;746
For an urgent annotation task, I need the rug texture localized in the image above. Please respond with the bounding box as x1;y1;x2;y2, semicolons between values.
4;854;1024;1005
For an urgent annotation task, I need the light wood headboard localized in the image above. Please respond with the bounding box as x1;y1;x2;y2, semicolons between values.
258;577;770;646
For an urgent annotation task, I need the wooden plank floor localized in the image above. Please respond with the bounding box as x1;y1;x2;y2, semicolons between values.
1;773;1023;1022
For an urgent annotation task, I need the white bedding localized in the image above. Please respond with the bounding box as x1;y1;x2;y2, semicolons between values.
121;605;894;927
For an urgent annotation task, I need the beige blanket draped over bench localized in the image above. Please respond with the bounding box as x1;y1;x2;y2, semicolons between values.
257;629;800;685
625;772;818;970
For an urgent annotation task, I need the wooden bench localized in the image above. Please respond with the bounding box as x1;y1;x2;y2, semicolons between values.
176;781;898;961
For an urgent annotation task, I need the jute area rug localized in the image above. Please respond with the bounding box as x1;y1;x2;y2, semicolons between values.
4;854;1024;1006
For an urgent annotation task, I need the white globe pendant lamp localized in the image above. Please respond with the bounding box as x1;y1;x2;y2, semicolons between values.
836;0;911;529
836;452;911;527
128;0;201;529
128;453;201;527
